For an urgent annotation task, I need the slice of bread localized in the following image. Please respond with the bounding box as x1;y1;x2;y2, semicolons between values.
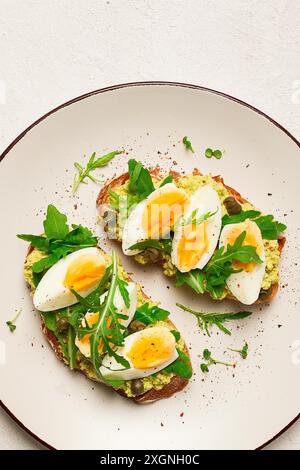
25;246;191;404
96;168;286;304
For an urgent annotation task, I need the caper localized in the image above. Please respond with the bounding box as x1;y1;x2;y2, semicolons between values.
103;210;116;233
224;196;242;215
259;286;273;300
128;320;146;333
131;378;144;396
56;317;69;333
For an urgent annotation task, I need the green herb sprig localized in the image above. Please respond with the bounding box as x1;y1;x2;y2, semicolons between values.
200;348;235;373
228;342;248;359
183;136;194;153
6;309;22;332
72;150;123;193
176;303;251;336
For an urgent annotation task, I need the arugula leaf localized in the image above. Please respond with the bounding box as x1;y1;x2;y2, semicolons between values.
182;136;194;153
73;150;123;193
170;329;181;342
228;342;248;359
67;325;77;370
222;210;287;240
222;210;261;227
6;309;22;332
41;312;57;332
175;269;205;294
128;159;155;199
180;209;217;227
16;234;49;251
18;205;99;275
160;175;173;187
164;349;192;379
117;278;130;308
175;231;262;299
255;215;287;240
87;252;131;382
43;204;69;239
32;248;68;273
176;303;252;336
134;303;170;325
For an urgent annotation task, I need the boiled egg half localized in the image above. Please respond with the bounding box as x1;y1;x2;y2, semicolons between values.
171;185;222;272
122;183;188;255
99;326;178;380
219;219;266;304
33;247;107;312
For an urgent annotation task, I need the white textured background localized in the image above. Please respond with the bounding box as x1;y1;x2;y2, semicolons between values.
0;0;299;450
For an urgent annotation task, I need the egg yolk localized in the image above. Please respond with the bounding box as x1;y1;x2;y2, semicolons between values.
65;254;106;292
177;221;209;271
127;327;175;369
142;190;188;239
77;312;112;354
225;220;262;272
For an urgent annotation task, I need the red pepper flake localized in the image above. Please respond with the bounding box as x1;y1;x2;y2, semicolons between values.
180;412;184;417
237;283;240;288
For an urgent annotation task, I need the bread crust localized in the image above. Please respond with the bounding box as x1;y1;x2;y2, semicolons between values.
96;168;286;304
26;247;191;403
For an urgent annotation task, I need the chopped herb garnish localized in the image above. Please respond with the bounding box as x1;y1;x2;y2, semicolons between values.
228;342;248;359
182;136;194;153
205;148;213;158
6;309;22;332
200;348;235;373
176;303;251;336
205;148;223;159
72;150;123;193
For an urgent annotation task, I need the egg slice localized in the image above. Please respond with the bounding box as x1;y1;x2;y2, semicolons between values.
122;183;188;255
99;326;178;381
171;185;222;272
33;247;107;312
75;282;138;358
219;219;266;304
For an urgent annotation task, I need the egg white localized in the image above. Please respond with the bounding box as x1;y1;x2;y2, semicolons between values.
219;222;266;305
33;247;106;312
75;282;138;358
99;326;179;381
122;183;187;255
171;185;222;272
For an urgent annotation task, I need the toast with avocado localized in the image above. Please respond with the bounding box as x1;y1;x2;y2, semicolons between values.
97;161;286;305
18;205;192;403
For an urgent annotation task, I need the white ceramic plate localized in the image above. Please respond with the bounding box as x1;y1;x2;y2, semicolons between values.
0;82;299;450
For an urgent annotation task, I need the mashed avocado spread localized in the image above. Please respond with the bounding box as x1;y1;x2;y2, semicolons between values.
109;174;280;293
24;248;182;397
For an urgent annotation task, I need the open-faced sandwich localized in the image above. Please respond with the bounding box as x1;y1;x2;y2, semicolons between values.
17;205;192;403
97;160;286;305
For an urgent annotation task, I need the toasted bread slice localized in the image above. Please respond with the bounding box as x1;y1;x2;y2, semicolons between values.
25;245;191;404
96;168;286;304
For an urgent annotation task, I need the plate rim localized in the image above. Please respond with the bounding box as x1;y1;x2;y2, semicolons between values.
1;80;299;450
